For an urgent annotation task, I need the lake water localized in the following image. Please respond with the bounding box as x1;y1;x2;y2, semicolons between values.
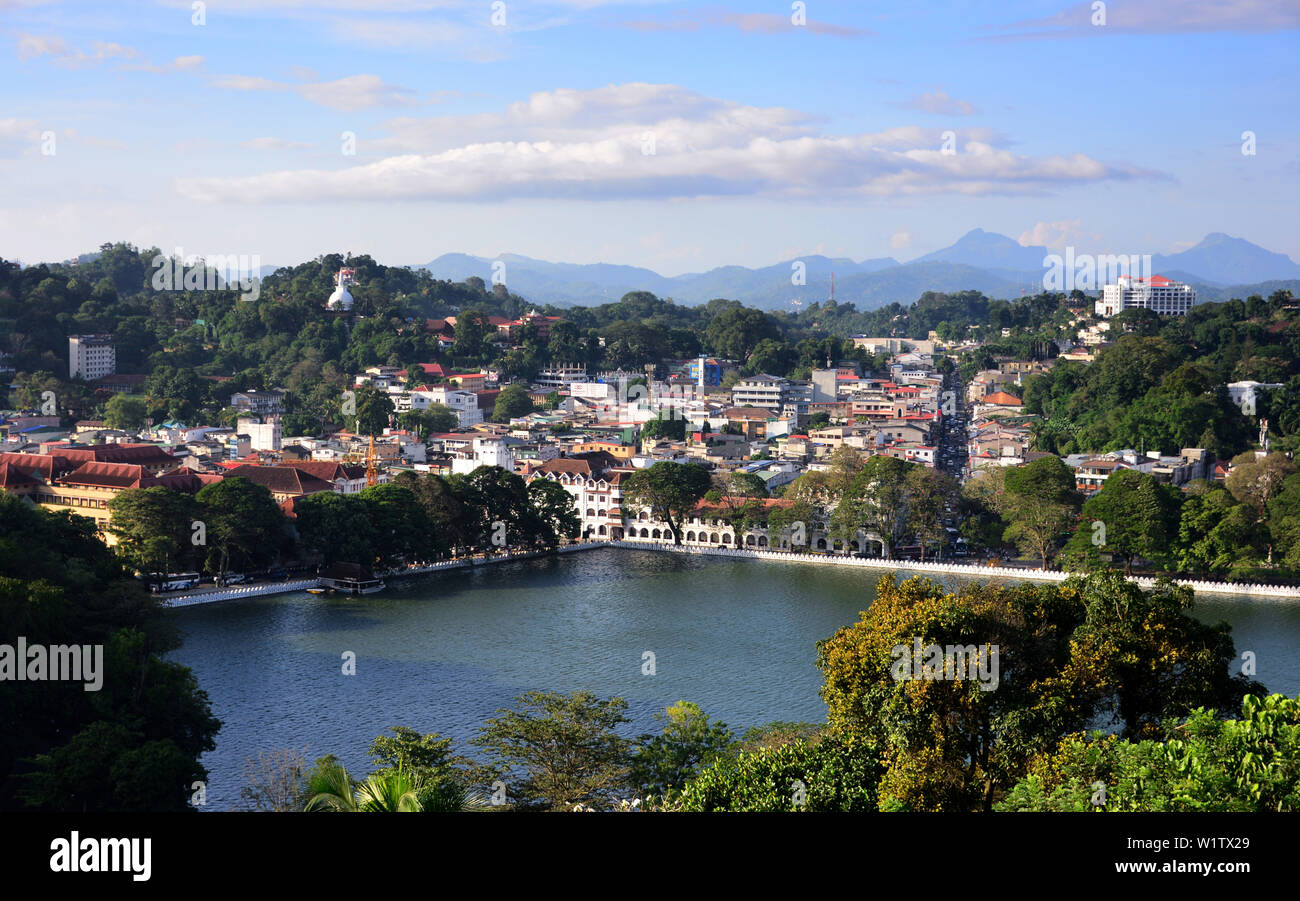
167;548;1300;810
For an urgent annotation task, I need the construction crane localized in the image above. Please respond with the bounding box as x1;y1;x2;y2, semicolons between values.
364;434;378;487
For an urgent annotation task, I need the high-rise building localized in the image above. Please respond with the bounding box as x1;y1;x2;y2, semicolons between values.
68;334;116;380
1096;275;1195;317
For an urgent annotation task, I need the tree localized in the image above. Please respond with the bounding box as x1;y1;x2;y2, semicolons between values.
452;309;490;360
1176;481;1265;575
905;467;958;562
528;477;581;546
831;455;914;557
397;404;457;439
620;462;712;545
1227;452;1298;565
1063;469;1181;573
999;694;1300;812
351;383;394;436
1;493;221;811
302;758;424;812
997;456;1081;568
630;701;736;799
195;477;287;580
471;690;633;810
815;571;1260;810
705;306;781;361
456;465;538;549
1267;473;1300;571
702;471;768;538
678;735;883;812
360;483;432;566
103;393;147;430
641;411;686;442
293;492;376;566
492;384;535;422
237;748;308;812
392;471;466;557
367;726;477;811
108;486;201;582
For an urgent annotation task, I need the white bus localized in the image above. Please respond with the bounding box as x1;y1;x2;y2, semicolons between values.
140;572;201;592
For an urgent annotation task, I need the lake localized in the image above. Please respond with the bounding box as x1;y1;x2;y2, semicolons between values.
168;548;1300;810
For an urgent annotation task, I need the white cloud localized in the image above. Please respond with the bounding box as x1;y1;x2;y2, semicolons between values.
213;73;417;111
984;0;1300;39
175;83;1166;204
0;117;40;159
896;90;979;116
1018;219;1095;250
890;230;912;250
618;8;871;37
16;33;204;74
243;137;314;151
16;34;65;60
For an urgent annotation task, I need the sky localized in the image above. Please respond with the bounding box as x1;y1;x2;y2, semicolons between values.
1;0;1297;276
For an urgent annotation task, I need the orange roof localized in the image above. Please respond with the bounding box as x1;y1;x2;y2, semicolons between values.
982;391;1023;405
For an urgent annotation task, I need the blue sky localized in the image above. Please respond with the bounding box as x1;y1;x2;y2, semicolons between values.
1;0;1297;275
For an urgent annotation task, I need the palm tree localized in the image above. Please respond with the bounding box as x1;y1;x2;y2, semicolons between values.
303;759;362;812
303;759;491;812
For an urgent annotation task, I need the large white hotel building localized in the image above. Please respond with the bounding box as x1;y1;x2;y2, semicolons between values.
1095;274;1196;318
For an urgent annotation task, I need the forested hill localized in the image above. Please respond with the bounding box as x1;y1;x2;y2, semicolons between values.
2;243;1298;461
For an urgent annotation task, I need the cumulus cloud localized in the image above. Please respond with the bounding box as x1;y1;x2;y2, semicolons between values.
174;82;1166;204
895;90;979;116
15;33;203;73
982;0;1300;40
890;231;913;250
212;73;417;111
1018;219;1098;250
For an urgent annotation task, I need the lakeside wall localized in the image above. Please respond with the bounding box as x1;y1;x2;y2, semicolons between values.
160;541;608;608
610;539;1300;599
161;539;1300;607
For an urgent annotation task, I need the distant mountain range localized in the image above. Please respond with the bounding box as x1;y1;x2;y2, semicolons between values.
415;230;1300;311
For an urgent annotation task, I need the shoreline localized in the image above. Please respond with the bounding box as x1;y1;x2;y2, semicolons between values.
160;541;608;608
610;540;1300;600
161;538;1300;607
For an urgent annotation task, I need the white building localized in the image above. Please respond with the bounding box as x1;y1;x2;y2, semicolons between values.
410;386;484;427
450;437;515;475
535;364;588;388
236;415;282;452
69;334;115;380
1227;380;1283;414
731;374;786;410
1096;275;1196;317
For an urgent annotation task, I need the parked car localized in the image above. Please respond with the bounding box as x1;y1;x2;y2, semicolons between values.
218;572;250;586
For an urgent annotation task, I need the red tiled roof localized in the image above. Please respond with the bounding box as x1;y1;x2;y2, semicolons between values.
0;462;38;488
0;452;70;480
224;464;334;495
59;443;178;467
279;461;366;482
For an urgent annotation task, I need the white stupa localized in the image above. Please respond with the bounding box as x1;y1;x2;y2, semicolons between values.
326;267;355;311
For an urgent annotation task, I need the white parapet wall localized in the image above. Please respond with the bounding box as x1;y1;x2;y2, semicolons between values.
610;539;1300;599
161;542;610;607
